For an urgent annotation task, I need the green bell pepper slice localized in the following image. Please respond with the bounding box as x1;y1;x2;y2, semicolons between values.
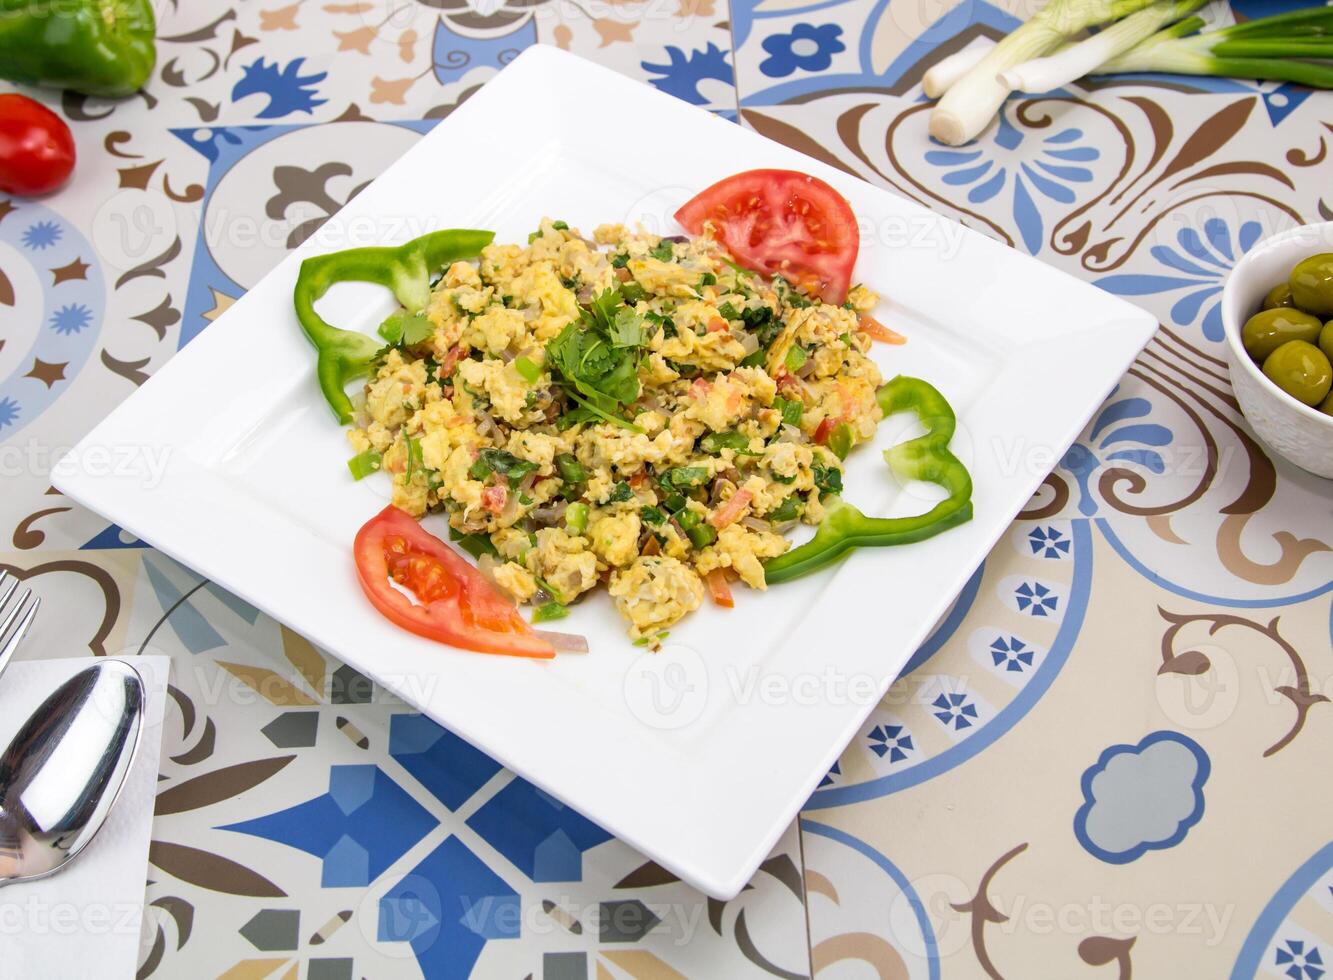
293;228;494;424
0;0;157;97
763;375;973;584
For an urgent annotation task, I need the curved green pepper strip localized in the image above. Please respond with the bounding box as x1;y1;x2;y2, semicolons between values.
763;375;973;585
293;229;494;424
0;0;157;97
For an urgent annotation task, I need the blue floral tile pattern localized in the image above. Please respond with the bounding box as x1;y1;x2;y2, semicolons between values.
759;24;845;78
924;119;1099;254
1096;219;1263;342
1277;940;1326;980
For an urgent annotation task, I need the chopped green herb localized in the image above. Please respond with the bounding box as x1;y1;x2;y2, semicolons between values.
609;481;633;503
650;240;675;262
608;307;645;348
813;461;843;498
514;355;541;383
347;449;382;481
611;253;629;269
472;448;539;487
620;282;646;305
552;220;568;230
545;286;644;432
378;310;434;347
768;497;801;522
640;505;666;526
533;601;569;623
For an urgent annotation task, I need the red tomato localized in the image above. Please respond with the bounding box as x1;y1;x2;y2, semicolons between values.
704;568;734;608
0;95;75;197
675;169;859;305
859;314;907;345
353;506;554;658
813;418;835;446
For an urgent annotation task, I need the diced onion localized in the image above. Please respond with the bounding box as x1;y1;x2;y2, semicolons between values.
535;629;589;653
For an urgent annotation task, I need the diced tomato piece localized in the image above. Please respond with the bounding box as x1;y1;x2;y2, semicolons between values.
481;485;507;514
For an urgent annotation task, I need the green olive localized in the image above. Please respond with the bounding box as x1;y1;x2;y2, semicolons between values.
1262;340;1333;406
1262;282;1295;310
1289;252;1333;317
1320;389;1333;417
1321;320;1333;363
1241;308;1323;362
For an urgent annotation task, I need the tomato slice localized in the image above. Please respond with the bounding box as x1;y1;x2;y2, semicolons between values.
354;506;555;658
675;169;859;305
704;568;734;608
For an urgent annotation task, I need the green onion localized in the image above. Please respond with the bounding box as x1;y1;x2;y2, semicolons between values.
565;502;589;534
405;437;423;483
677;509;716;548
922;41;996;98
929;0;1161;145
533;601;569;623
784;346;808;373
514;355;541;383
1002;0;1206;93
347;449;382;480
717;302;739;320
1098;8;1333;87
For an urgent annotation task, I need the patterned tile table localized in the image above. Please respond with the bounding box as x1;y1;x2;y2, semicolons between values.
2;0;1331;976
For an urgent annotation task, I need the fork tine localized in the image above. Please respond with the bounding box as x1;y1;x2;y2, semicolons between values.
0;588;32;641
0;574;15;614
0;594;38;676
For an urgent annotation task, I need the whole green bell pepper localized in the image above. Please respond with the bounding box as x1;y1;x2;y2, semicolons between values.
293;228;494;424
0;0;157;97
764;375;973;584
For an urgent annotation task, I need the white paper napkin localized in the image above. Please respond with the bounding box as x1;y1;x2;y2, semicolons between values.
0;656;169;980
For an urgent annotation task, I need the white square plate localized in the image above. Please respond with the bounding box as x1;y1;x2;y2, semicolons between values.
55;45;1155;898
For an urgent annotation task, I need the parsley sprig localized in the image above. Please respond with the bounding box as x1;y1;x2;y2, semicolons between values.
546;287;647;431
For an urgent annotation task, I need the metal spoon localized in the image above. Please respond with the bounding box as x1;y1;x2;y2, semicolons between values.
0;661;145;886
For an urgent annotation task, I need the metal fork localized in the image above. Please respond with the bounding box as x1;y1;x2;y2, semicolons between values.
0;571;39;680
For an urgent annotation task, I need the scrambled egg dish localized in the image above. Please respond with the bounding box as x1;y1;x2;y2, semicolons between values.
348;219;885;639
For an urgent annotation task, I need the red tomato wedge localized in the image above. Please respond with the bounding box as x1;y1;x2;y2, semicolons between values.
675;169;859;305
354;506;555;659
859;314;907;345
704;568;734;608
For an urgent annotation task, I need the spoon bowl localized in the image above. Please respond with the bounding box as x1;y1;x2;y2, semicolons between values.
0;661;144;886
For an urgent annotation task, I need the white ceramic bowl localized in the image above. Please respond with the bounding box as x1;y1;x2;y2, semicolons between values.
1222;222;1333;479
